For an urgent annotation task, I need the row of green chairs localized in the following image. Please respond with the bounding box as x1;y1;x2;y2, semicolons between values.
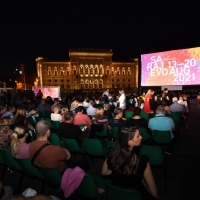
0;149;104;199
125;110;149;121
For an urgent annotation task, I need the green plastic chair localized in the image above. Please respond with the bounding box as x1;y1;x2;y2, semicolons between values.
51;120;60;130
44;110;51;119
103;116;109;120
104;180;142;200
43;118;53;129
48;133;61;146
79;124;88;129
28;130;37;141
40;168;62;189
95;126;109;138
139;127;149;142
62;138;82;159
39;111;46;118
35;116;43;123
0;149;21;171
27;117;36;126
107;141;116;151
76;174;103;200
110;127;119;140
153;130;172;144
139;145;167;193
83;138;107;158
125;111;134;120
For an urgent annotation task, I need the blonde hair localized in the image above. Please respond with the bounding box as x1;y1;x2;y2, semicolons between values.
147;89;154;95
95;107;104;120
11;125;28;157
0;117;12;126
61;107;69;115
13;107;26;124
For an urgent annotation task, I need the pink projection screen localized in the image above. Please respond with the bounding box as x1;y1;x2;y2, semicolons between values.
32;87;60;98
141;47;200;86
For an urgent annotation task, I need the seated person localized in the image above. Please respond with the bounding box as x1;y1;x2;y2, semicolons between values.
12;107;28;126
59;111;83;146
82;97;89;107
29;120;71;174
126;107;148;130
0;117;14;150
11;124;30;159
73;106;92;128
86;100;96;116
51;105;62;122
170;97;185;113
103;103;112;119
1;105;16;120
61;107;69;122
102;126;159;200
108;108;127;128
26;102;38;122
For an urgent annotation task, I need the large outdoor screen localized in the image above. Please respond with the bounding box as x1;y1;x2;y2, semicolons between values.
32;86;60;99
141;47;200;86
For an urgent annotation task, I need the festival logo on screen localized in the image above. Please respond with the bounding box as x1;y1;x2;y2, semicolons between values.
33;87;60;98
141;47;200;86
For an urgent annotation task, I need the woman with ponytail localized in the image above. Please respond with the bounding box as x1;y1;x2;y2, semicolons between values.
11;124;30;158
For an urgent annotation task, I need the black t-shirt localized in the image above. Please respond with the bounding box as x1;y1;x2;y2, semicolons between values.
126;118;148;129
108;118;127;128
58;122;82;145
109;155;148;189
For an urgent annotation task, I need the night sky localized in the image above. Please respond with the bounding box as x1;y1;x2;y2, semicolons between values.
1;1;200;78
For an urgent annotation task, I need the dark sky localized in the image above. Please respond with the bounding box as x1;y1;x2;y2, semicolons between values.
1;1;200;78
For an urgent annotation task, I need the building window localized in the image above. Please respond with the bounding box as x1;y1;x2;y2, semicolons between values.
123;79;125;82
128;79;130;81
55;80;57;82
112;71;114;76
127;67;131;75
61;80;63;82
60;70;64;76
48;67;51;76
107;70;109;75
112;79;114;82
122;67;125;76
117;79;119;82
67;79;69;82
66;71;69;76
49;80;51;82
123;84;125;88
112;84;114;88
117;84;120;88
74;70;76;75
54;67;57;76
117;67;120;76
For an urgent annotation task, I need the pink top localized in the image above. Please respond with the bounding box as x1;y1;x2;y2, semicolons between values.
73;113;92;128
12;143;30;159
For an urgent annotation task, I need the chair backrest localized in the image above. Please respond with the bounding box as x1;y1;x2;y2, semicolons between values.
28;130;37;142
139;145;164;165
35;116;43;123
153;130;172;144
43;118;53;128
125;111;134;120
40;168;62;189
27;117;36;126
104;181;143;200
84;139;104;156
107;141;116;150
140;110;149;121
44;110;51;119
48;133;61;146
39;111;46;118
111;127;119;139
95;126;108;137
76;174;100;199
138;127;148;141
62;138;81;153
51;121;60;130
0;149;21;170
15;158;43;179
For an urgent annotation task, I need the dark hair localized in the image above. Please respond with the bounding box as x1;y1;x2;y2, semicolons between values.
133;107;141;116
64;111;74;121
107;126;140;174
76;106;84;113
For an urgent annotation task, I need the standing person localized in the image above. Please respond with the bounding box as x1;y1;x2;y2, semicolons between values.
162;88;170;102
102;126;159;200
102;89;109;97
143;89;154;113
36;89;43;101
118;89;126;110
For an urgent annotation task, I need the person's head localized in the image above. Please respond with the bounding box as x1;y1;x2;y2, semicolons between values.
133;107;141;116
15;107;26;116
76;106;84;113
89;100;94;106
156;105;165;114
119;89;124;95
53;105;59;114
163;88;168;93
114;108;123;118
41;99;46;105
147;89;154;95
172;97;178;103
35;120;50;139
95;107;104;120
0;106;6;114
0;117;12;126
27;102;35;112
104;103;110;111
64;111;74;123
11;124;29;157
61;107;68;115
8;105;16;113
161;99;168;107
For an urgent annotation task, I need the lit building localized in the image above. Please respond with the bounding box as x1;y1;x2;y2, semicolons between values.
36;49;138;90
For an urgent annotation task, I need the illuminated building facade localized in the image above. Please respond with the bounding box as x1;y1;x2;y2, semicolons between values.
36;49;138;90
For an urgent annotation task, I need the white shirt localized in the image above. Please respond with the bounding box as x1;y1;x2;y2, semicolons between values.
83;101;89;107
51;113;62;122
118;94;126;109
